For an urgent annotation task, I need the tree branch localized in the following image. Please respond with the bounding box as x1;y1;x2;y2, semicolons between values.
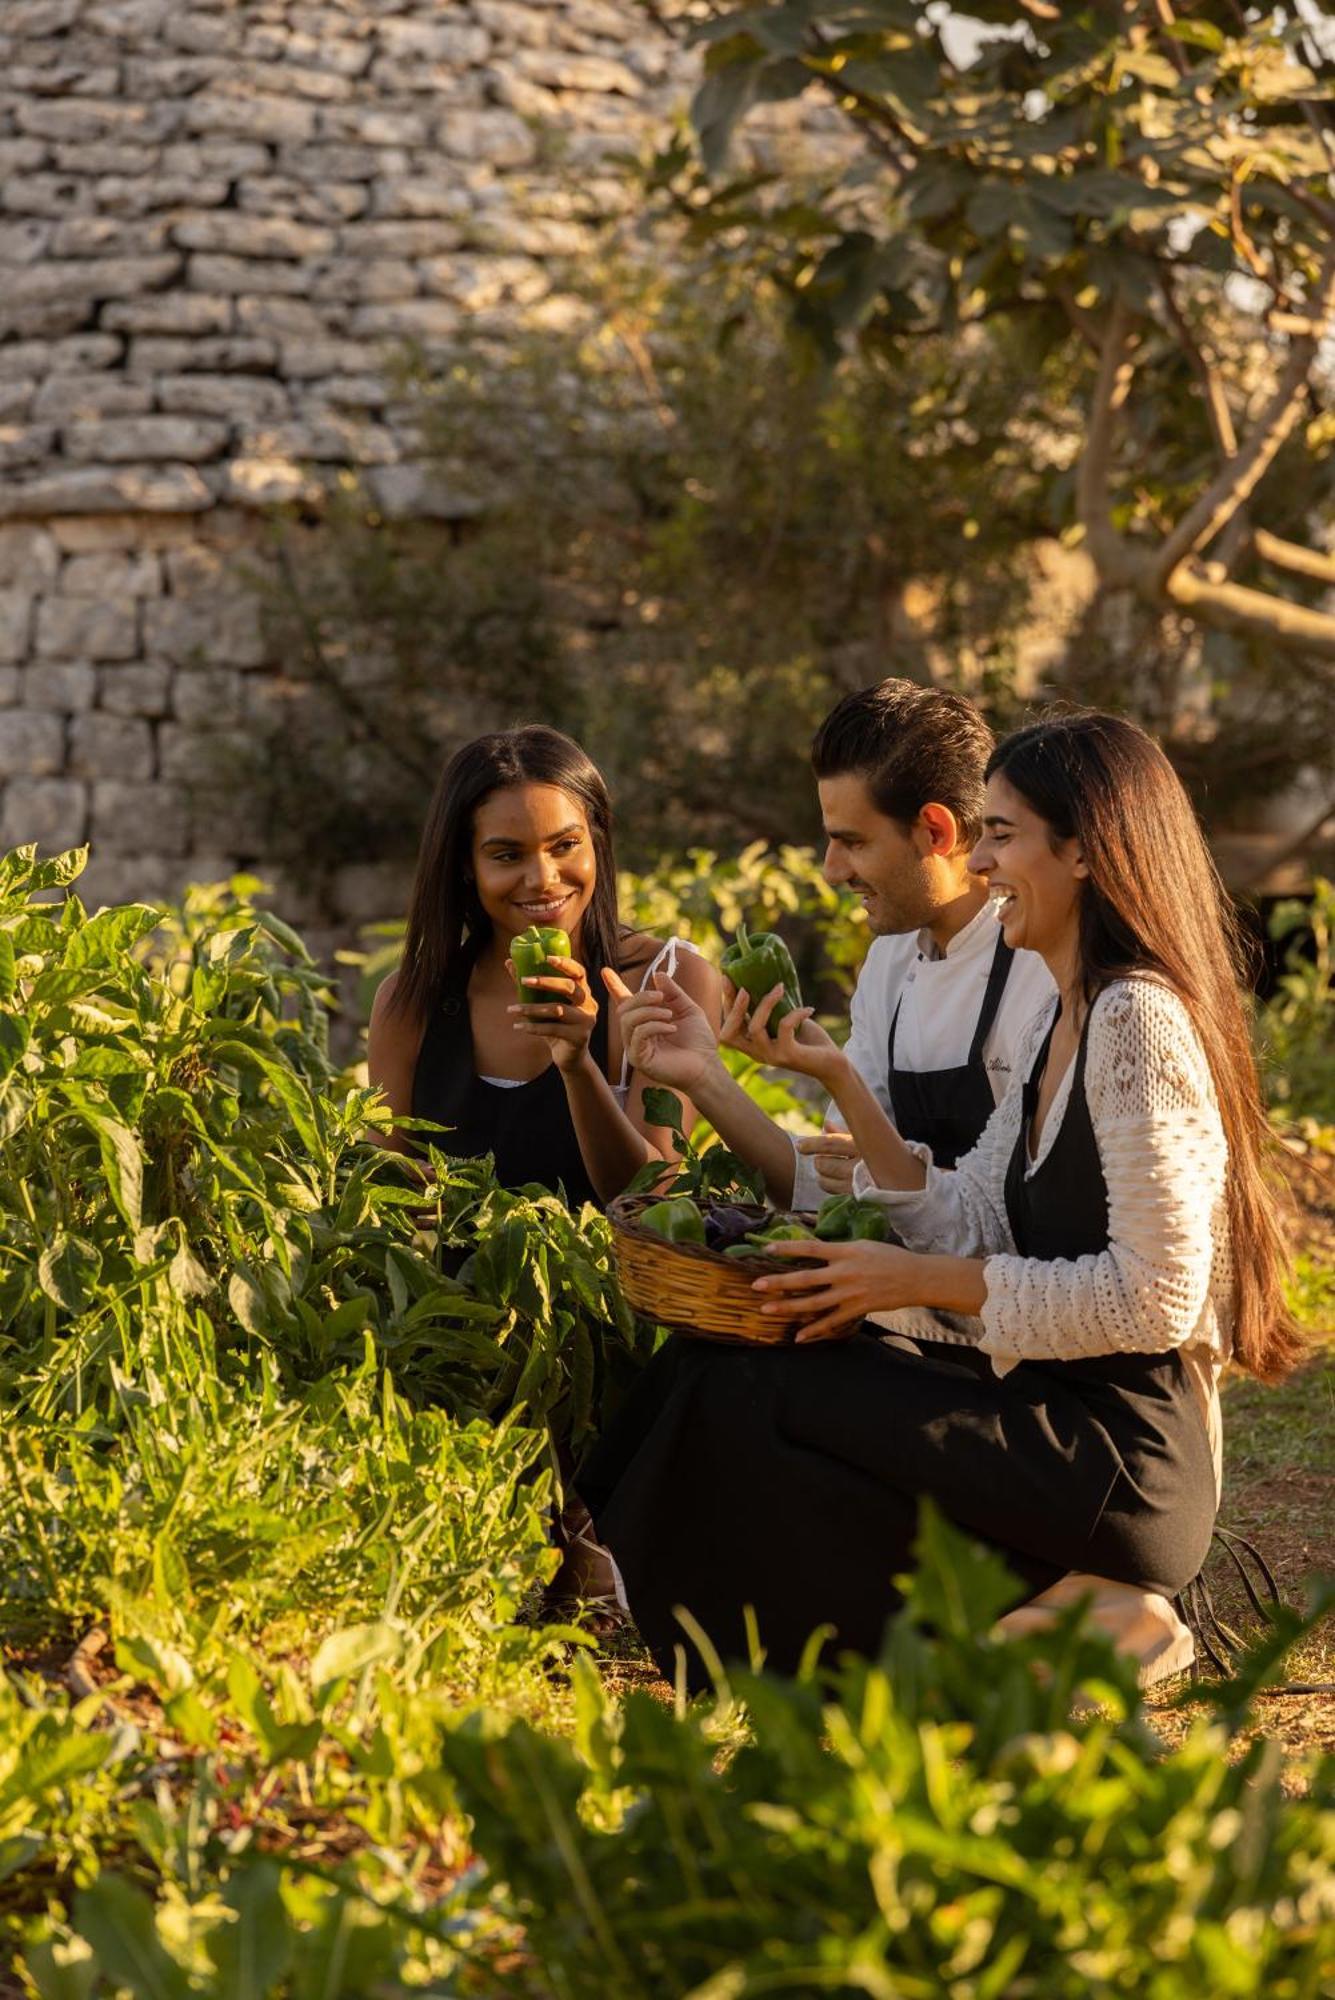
1076;296;1142;584
1156;266;1237;459
1163;562;1335;659
1152;246;1335;589
1053;281;1104;355
1238;787;1335;892
1253;528;1335;588
1148;0;1193;79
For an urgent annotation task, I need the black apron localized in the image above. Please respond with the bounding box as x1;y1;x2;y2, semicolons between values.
888;929;1014;1167
411;957;611;1211
581;994;1218;1690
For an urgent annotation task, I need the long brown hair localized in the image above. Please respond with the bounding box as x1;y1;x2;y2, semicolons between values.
391;725;628;1024
988;713;1299;1382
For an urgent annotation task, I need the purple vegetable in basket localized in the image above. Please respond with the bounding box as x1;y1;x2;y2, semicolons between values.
704;1204;767;1252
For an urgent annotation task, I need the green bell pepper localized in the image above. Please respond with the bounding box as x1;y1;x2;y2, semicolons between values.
511;923;571;1005
720;918;802;1027
723;1218;817;1257
639;1197;707;1246
814;1194;890;1243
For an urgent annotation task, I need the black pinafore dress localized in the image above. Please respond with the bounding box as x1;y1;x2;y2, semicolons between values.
580;1000;1218;1690
411;957;612;1210
888;930;1014;1168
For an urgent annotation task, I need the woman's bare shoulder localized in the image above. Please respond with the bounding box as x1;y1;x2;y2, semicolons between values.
369;970;425;1051
617;930;662;976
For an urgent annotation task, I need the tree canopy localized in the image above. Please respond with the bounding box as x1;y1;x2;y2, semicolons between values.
669;1;1335;662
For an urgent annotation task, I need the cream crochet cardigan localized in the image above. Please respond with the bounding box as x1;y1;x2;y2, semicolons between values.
857;976;1233;1487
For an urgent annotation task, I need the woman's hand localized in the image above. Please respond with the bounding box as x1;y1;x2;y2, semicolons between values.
721;981;847;1087
750;1238;930;1344
604;967;719;1093
508;952;599;1072
796;1130;859;1194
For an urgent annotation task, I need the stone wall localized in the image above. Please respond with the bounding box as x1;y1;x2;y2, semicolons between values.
0;0;812;923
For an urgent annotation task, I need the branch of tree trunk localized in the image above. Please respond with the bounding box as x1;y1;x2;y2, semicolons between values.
1239;787;1335;893
1076;297;1141;583
1156;266;1237;459
1152;247;1335;589
1163;563;1335;659
1253;529;1335;588
1054;282;1104;354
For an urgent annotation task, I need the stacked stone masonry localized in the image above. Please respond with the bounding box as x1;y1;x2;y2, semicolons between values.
0;0;842;923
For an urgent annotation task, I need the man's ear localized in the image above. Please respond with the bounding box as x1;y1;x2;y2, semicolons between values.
917;801;961;857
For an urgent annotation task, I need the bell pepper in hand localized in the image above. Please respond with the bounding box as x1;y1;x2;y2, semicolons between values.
511;924;571;1005
639;1196;707;1245
814;1194;890;1243
721;919;801;1027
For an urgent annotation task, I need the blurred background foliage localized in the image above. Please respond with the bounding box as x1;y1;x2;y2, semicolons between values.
228;213;1334;902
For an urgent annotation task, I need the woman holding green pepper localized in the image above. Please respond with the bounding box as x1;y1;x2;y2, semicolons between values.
368;725;720;1210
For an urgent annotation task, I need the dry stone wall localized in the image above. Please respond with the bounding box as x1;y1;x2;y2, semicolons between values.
0;0;820;924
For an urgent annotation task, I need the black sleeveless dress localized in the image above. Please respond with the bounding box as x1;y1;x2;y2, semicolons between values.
412;956;612;1210
580;1003;1218;1689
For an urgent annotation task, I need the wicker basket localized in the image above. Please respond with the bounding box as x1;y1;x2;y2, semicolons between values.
606;1193;859;1346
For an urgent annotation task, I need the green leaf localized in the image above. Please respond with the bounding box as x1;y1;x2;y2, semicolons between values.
693;57;763;177
0;931;15;1005
62;902;162;970
901;1500;1021;1638
152;1533;190;1607
642;1087;687;1141
208;1860;293;2000
15;1932;95;2000
37;1234;103;1315
0;1082;32;1142
228;1265;271;1338
1166;19;1225;52
27;847;88;892
73;1876;191;2000
163;1685;218;1750
310;1621;402;1692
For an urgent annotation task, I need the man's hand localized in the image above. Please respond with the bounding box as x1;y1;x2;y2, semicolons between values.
796;1130;859;1195
721;980;846;1087
603;967;720;1091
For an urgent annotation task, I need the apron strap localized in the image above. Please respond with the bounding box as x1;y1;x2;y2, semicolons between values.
966;928;1015;1068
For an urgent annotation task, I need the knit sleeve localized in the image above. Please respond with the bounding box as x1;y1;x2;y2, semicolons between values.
978;980;1230;1367
851;1003;1053;1258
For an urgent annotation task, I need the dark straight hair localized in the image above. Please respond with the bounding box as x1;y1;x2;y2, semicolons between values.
988;712;1300;1383
811;678;995;846
391;726;627;1025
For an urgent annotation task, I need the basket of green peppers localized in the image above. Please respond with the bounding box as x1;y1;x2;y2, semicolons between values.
606;1186;886;1346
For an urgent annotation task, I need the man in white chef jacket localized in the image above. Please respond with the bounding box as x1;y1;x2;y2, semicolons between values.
620;678;1052;1215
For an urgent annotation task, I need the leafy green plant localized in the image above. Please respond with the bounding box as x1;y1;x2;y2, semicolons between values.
1258;878;1335;1129
443;1510;1335;2000
623;1087;765;1205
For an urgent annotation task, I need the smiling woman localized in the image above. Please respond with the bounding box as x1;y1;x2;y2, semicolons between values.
367;726;720;1211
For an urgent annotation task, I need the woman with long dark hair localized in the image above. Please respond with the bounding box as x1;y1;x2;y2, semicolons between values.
369;725;720;1206
585;713;1299;1687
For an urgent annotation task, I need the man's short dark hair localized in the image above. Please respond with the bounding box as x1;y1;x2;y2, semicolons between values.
811;679;994;846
